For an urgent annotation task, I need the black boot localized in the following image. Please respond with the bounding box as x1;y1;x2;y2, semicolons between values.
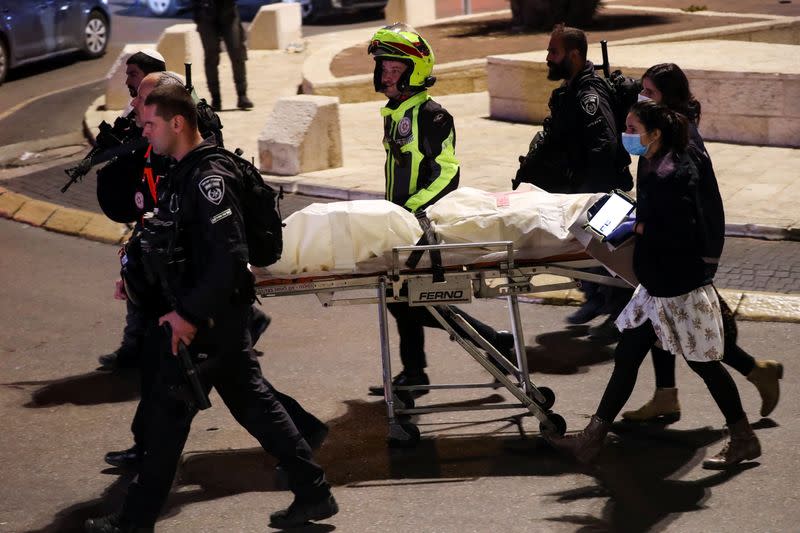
104;446;142;469
237;94;253;109
269;493;339;528
210;94;222;112
368;370;430;398
84;513;152;533
98;346;139;371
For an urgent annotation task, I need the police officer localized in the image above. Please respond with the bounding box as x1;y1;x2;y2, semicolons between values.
365;24;517;397
514;24;633;331
103;72;328;473
85;84;337;532
192;0;253;111
97;50;167;371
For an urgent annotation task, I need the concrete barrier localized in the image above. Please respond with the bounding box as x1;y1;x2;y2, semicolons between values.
156;23;203;75
104;44;153;111
248;3;302;50
489;40;800;147
258;95;343;175
385;0;437;27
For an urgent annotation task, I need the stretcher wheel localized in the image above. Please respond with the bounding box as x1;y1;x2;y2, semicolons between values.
388;422;421;448
540;413;567;437
534;386;556;411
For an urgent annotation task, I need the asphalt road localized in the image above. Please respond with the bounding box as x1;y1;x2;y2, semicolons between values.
1;215;798;532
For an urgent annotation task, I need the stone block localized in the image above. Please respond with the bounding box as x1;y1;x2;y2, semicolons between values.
768;117;800;147
385;0;436;27
258;95;343;175
248;3;302;51
701;113;769;145
104;44;152;111
156;24;203;76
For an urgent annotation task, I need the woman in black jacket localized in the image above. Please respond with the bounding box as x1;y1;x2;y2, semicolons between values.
623;63;782;424
546;101;761;469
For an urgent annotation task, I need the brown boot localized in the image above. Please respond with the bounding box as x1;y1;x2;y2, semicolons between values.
546;415;610;464
747;360;783;417
702;418;761;470
621;387;681;424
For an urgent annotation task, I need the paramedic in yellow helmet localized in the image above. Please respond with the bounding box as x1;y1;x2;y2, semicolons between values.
369;23;459;212
367;24;518;399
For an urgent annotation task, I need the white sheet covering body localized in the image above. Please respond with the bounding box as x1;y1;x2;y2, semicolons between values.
266;186;603;276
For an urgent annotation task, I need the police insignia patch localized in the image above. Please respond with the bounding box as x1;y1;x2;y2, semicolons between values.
199;175;225;205
581;94;599;115
134;191;144;210
398;117;412;137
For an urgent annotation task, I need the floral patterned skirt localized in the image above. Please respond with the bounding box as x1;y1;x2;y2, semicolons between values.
615;284;724;362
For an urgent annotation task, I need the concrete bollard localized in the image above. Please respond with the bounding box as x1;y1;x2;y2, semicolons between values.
258;96;343;176
384;0;437;27
248;3;302;50
104;44;152;111
156;23;203;75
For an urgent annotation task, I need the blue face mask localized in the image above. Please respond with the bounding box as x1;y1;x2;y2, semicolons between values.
637;93;652;103
622;132;650;156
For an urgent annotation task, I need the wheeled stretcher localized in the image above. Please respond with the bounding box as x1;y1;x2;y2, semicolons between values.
254;240;629;447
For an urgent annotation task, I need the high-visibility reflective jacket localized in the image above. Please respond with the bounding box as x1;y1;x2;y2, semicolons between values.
381;90;459;212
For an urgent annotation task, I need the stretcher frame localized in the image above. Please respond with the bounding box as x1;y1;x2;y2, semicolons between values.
256;241;628;446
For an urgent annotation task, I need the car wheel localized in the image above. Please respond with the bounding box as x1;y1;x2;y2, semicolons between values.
147;0;178;17
82;11;108;59
0;38;8;86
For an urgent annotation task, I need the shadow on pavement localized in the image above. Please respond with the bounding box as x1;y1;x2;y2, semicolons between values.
23;471;136;533
523;326;615;375
5;369;139;407
543;420;776;532
30;403;774;531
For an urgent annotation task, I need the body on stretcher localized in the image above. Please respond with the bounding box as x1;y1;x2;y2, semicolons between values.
254;239;629;447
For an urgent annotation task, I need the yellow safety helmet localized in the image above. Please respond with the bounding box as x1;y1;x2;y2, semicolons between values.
367;23;436;93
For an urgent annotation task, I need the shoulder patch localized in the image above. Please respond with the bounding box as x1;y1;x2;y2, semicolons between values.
198;175;225;205
433;112;446;124
580;93;599;116
397;116;412;137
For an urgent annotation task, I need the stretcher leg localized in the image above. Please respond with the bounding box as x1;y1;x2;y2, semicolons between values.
377;278;421;447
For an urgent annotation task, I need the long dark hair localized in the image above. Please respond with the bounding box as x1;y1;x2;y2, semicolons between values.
630;100;688;157
642;63;702;124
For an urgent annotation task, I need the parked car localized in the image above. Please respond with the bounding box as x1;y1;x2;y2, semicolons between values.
0;0;111;86
141;0;279;17
297;0;387;22
143;0;387;23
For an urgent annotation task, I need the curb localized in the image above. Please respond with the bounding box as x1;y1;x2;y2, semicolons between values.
520;281;800;324
0;186;131;245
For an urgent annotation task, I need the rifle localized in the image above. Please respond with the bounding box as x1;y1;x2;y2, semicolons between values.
185;62;194;96
61;115;147;193
163;322;212;411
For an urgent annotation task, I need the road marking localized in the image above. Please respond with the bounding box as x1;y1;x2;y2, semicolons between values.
0;79;102;123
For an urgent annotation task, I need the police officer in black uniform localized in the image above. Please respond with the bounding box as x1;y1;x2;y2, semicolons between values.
192;0;253;111
101;72;329;476
85;84;337;533
97;50;167;371
514;24;633;332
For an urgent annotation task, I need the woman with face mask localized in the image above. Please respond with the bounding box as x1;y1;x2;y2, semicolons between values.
546;101;762;470
624;63;782;425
